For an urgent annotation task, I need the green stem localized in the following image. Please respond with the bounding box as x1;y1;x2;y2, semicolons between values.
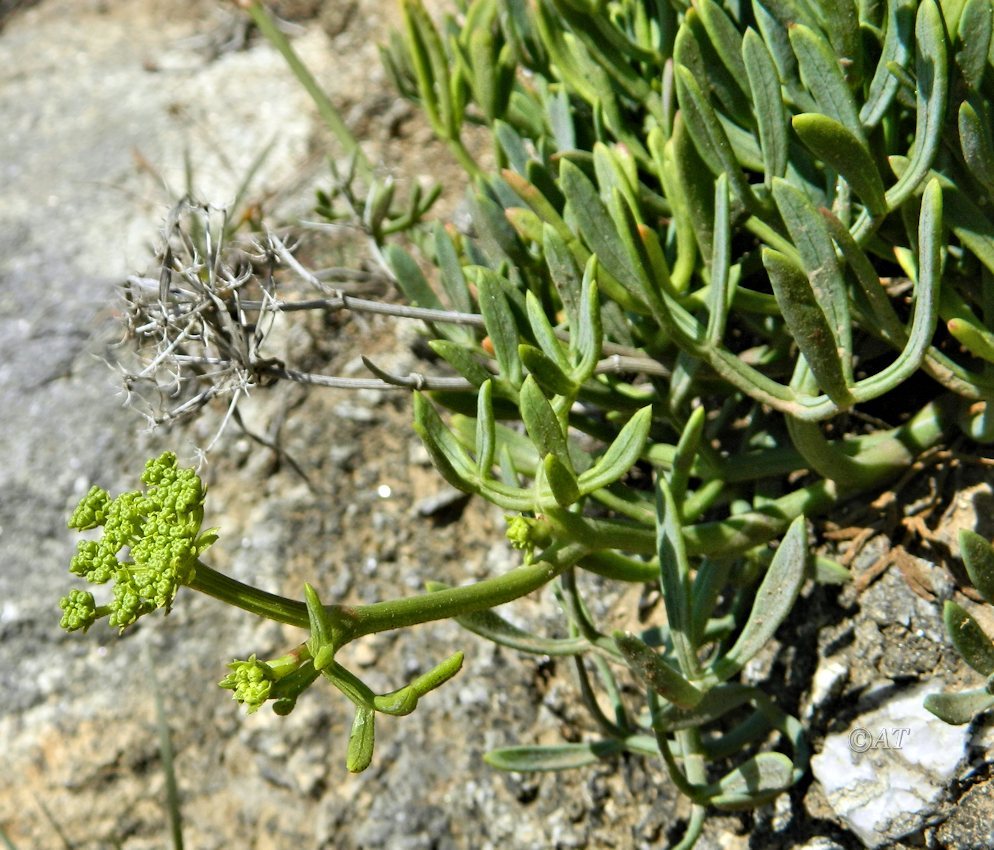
190;541;588;644
191;561;308;626
242;1;372;181
343;541;588;641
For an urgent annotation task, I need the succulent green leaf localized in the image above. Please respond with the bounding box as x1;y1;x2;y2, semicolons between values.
955;0;992;89
520;344;576;397
959;530;994;604
821;0;862;81
477;268;523;387
543;223;583;331
413;393;479;494
614;631;705;709
789;24;865;144
707;174;732;345
519;375;572;470
475;380;496;477
861;0;916;127
560;160;643;306
712;516;807;682
525;290;569;371
772;177;852;370
924;688;994;724
792;114;887;217
485;740;624;771
578;406;653;495
763;248;853;406
885;0;948;210
943;600;994;676
346;705;376;773
709;752;795;810
948;317;994;364
742;28;788;186
674;64;759;214
384;244;443;310
670;406;706;504
544;453;581;506
433;223;472;314
958;100;994;194
428;340;493;387
408;650;465;698
573;259;602;382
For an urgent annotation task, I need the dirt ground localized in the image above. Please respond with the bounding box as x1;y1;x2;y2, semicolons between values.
2;2;994;849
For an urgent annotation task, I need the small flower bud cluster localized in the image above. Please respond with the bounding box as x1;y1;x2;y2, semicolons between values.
60;452;218;633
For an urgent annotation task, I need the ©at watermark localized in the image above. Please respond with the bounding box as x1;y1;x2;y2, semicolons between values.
848;727;911;753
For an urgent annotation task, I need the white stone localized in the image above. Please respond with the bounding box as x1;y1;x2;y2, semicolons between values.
811;683;971;847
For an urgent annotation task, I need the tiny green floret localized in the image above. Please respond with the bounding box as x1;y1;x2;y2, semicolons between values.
62;452;217;633
219;655;278;714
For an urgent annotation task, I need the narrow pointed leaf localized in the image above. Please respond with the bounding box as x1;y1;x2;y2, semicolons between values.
772;178;852;371
477;269;523;386
519;375;571;470
544;453;581;506
614;631;704;709
674;64;758;214
707;173;732;344
960;529;994;604
560;160;642;304
670;406;706;503
861;0;915;127
544;224;582;331
520;344;576;397
712;516;807;682
578;406;653;494
433;223;472;313
413;393;479;493
384;244;443;309
944;600;994;676
525;290;569;371
955;0;992;90
428;340;493;387
789;24;865;144
710;752;795;809
884;0;948;210
574;260;602;381
743;28;788;185
346;705;375;773
958;100;994;193
475;380;496;477
792;114;887;217
924;688;994;724
485;740;624;771
763;248;853;406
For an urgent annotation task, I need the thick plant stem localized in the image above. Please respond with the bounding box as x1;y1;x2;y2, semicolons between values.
190;541;588;642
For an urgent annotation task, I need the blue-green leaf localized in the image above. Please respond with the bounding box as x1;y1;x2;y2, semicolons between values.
743;28;788;186
944;600;994;676
485;740;624;771
960;529;994;605
711;516;807;682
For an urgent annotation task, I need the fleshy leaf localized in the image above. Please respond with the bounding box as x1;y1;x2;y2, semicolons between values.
711;516;807;682
485;740;624;771
944;600;994;676
924;688;994;724
614;631;704;709
960;529;994;604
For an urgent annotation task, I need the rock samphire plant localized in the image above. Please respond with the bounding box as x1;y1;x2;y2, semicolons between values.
63;0;994;845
